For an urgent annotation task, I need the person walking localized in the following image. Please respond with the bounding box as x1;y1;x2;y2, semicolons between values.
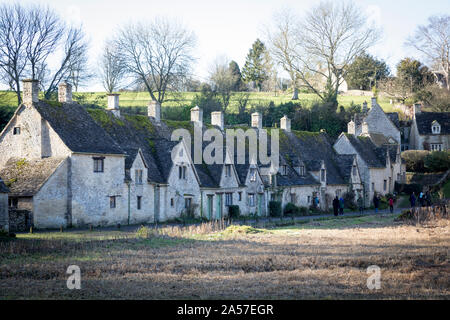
339;196;345;215
419;191;424;207
409;192;416;208
388;196;394;213
425;191;432;207
332;196;339;217
357;196;364;214
373;193;380;213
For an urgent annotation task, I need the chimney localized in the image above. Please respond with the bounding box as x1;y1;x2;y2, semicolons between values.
361;121;369;135
190;106;203;126
211;111;224;130
22;79;39;105
413;103;421;116
280;115;291;132
362;101;368;113
347;119;355;135
371;97;377;107
148;100;161;122
251;112;262;129
106;94;120;117
58;82;72;103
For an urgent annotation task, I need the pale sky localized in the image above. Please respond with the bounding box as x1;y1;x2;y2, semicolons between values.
3;0;450;91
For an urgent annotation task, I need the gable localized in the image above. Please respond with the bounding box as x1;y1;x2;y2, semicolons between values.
415;113;450;135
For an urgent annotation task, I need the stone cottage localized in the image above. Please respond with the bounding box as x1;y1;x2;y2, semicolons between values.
409;104;450;151
0;79;396;229
0;177;9;231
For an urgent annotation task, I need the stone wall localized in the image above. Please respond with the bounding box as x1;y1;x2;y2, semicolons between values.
9;209;32;232
0;193;8;231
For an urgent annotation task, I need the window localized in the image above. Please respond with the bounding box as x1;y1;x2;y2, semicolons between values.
178;166;186;179
248;193;255;206
281;165;287;175
383;180;387;191
290;193;296;204
431;144;443;151
372;182;375;191
170;198;174;207
8;198;18;208
13;127;20;135
225;193;233;206
135;169;143;184
432;124;441;134
336;189;341;197
225;165;231;177
238;192;242;201
352;165;357;176
93;157;104;172
307;196;311;204
249;168;257;182
299;165;305;176
137;196;142;210
110;196;116;208
184;197;192;209
321;169;326;182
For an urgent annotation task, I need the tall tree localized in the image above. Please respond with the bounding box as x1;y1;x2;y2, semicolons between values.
209;58;239;113
241;39;269;91
267;1;380;106
99;40;125;93
228;60;243;91
114;17;196;103
407;15;450;90
397;58;433;93
345;53;390;90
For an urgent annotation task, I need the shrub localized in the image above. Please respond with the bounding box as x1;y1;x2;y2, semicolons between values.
402;150;430;172
269;201;282;217
298;206;309;216
395;181;422;195
228;205;240;218
135;225;150;238
424;151;450;172
283;202;298;216
343;191;357;210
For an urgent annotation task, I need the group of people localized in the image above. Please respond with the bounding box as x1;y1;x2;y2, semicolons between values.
332;192;396;216
409;191;432;208
332;196;345;216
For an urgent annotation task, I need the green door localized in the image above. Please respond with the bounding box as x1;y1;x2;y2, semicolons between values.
216;194;222;220
207;195;213;220
257;194;263;216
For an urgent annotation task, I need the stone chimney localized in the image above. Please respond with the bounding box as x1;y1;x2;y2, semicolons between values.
362;101;368;113
371;97;377;107
251;112;262;129
211;111;224;130
106;94;120;117
58;82;72;103
413;103;421;116
190;106;203;126
347;119;355;135
22;79;39;105
280;115;291;132
361;121;369;135
148;100;161;122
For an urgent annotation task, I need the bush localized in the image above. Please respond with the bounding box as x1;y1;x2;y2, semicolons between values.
228;205;240;218
283;202;298;216
343;191;357;210
395;181;422;195
424;151;450;172
269;201;282;217
136;225;150;238
402;150;430;172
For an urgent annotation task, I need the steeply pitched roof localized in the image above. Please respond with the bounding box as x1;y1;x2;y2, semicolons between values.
415;112;450;135
344;134;386;168
34;102;124;155
0;157;65;196
0;177;9;193
386;113;400;129
335;154;355;183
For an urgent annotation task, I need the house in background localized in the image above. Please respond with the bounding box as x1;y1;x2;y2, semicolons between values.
0;177;9;231
409;104;450;151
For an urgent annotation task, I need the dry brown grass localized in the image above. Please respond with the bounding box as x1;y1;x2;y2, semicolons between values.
0;214;449;300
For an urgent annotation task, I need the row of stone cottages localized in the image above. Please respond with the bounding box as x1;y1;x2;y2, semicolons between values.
0;80;404;230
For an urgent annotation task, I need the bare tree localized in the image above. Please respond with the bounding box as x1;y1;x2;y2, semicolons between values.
43;26;89;98
0;3;28;105
209;57;239;112
407;15;450;91
99;40;125;93
267;1;380;106
115;17;196;103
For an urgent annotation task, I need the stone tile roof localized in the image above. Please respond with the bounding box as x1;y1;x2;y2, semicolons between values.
335;154;355;183
344;134;386;168
386;113;400;129
0;177;9;193
0;157;65;196
35;102;124;155
415;112;450;135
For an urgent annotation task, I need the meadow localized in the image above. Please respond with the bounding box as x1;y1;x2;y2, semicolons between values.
1;212;448;299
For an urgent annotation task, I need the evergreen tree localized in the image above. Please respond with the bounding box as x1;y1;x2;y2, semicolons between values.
346;53;390;90
242;39;269;91
228;60;243;91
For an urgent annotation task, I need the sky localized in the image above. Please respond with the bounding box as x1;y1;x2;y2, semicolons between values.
2;0;450;91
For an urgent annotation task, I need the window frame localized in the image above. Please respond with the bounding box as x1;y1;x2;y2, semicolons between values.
110;196;116;209
137;196;142;210
93;157;105;173
248;193;255;207
225;192;233;206
249;168;257;182
13;127;20;135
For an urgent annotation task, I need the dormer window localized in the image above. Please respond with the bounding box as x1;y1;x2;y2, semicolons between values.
249;168;257;182
352;165;357;176
320;169;326;182
225;164;231;177
13;127;20;135
299;165;305;176
281;165;287;175
432;122;441;134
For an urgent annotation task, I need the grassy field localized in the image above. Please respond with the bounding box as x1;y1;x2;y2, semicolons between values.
0;90;396;113
1;213;448;299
